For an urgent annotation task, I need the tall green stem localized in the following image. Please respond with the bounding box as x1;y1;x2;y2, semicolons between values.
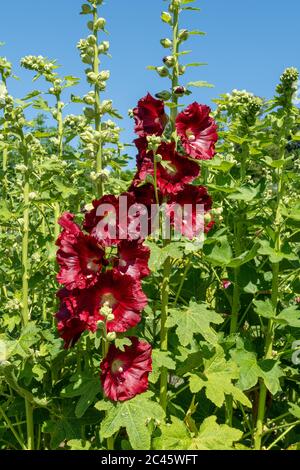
159;1;179;412
254;151;284;449
93;8;104;198
53;94;64;241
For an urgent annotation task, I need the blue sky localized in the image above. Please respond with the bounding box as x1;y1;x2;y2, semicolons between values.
1;0;300;152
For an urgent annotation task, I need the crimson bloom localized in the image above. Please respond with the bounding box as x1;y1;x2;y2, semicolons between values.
84;194;138;245
176;102;218;160
100;337;152;401
56;288;94;349
137;141;200;196
116;240;150;280
133;93;168;137
56;213;105;290
167;184;213;239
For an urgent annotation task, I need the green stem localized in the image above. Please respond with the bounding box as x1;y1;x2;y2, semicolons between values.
254;152;284;450
159;256;171;412
266;424;296;450
25;401;34;450
93;8;103;198
159;1;180;413
0;405;27;450
21;141;30;327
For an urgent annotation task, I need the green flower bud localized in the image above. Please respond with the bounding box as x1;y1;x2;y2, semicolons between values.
99;70;110;81
160;38;172;49
156;66;169;77
173;85;186;96
155;154;163;163
178;65;186;75
106;313;115;322
178;29;189;42
95;17;106;30
81;4;92;14
106;332;117;342
161;11;172;24
87;34;97;45
155;90;172;101
163;55;175;68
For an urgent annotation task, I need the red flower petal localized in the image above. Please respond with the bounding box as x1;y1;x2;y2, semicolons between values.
167;184;213;239
100;337;152;401
116;240;150;280
137;141;200;196
133;93;168;137
176;102;218;160
56;213;105;290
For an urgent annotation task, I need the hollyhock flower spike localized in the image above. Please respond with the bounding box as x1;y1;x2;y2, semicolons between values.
100;337;152;401
176;102;218;160
133;93;168;137
56;212;105;290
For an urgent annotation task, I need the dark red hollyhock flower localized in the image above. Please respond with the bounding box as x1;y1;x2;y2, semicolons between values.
116;240;150;280
83;194;137;245
56;213;105;290
56;288;93;349
100;337;152;401
82;270;147;333
176;103;218;160
127;180;160;239
167;184;213;239
138;141;200;196
133;93;168;137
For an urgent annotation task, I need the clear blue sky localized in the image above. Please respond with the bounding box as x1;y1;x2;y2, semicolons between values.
1;0;300;151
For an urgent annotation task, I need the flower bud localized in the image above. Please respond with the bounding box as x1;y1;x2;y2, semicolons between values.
155;90;172;101
156;66;169;77
106;332;117;342
173;85;186;96
155;154;162;163
106;313;115;322
178;65;186;75
87;34;97;45
163;55;175;68
161;11;172;24
178;29;189;42
99;70;110;81
160;38;172;49
95;17;106;30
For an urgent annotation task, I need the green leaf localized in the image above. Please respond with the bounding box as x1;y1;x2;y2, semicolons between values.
167;301;223;347
100;395;165;450
258;360;283;395
150;350;176;384
187;81;214;88
190;416;243;450
258;240;298;263
230;345;261;390
276;306;300;327
153;416;242;450
253;299;275;319
228;185;260;202
204;235;233;266
145;241;184;272
189;346;251;408
5;323;40;359
289;403;300;419
66;439;91;450
61;373;101;418
227;244;259;268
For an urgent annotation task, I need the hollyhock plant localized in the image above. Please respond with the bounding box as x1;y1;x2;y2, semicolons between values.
100;337;152;401
56;213;105;290
116;240;150;280
133;93;168;137
137;141;200;196
176;102;218;160
167;184;213;239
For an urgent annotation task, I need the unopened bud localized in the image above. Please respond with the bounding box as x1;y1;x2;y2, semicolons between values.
95;17;106;30
106;332;116;342
106;313;115;322
163;55;175;68
179;29;189;42
173;86;186;96
160;38;172;49
156;66;169;77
